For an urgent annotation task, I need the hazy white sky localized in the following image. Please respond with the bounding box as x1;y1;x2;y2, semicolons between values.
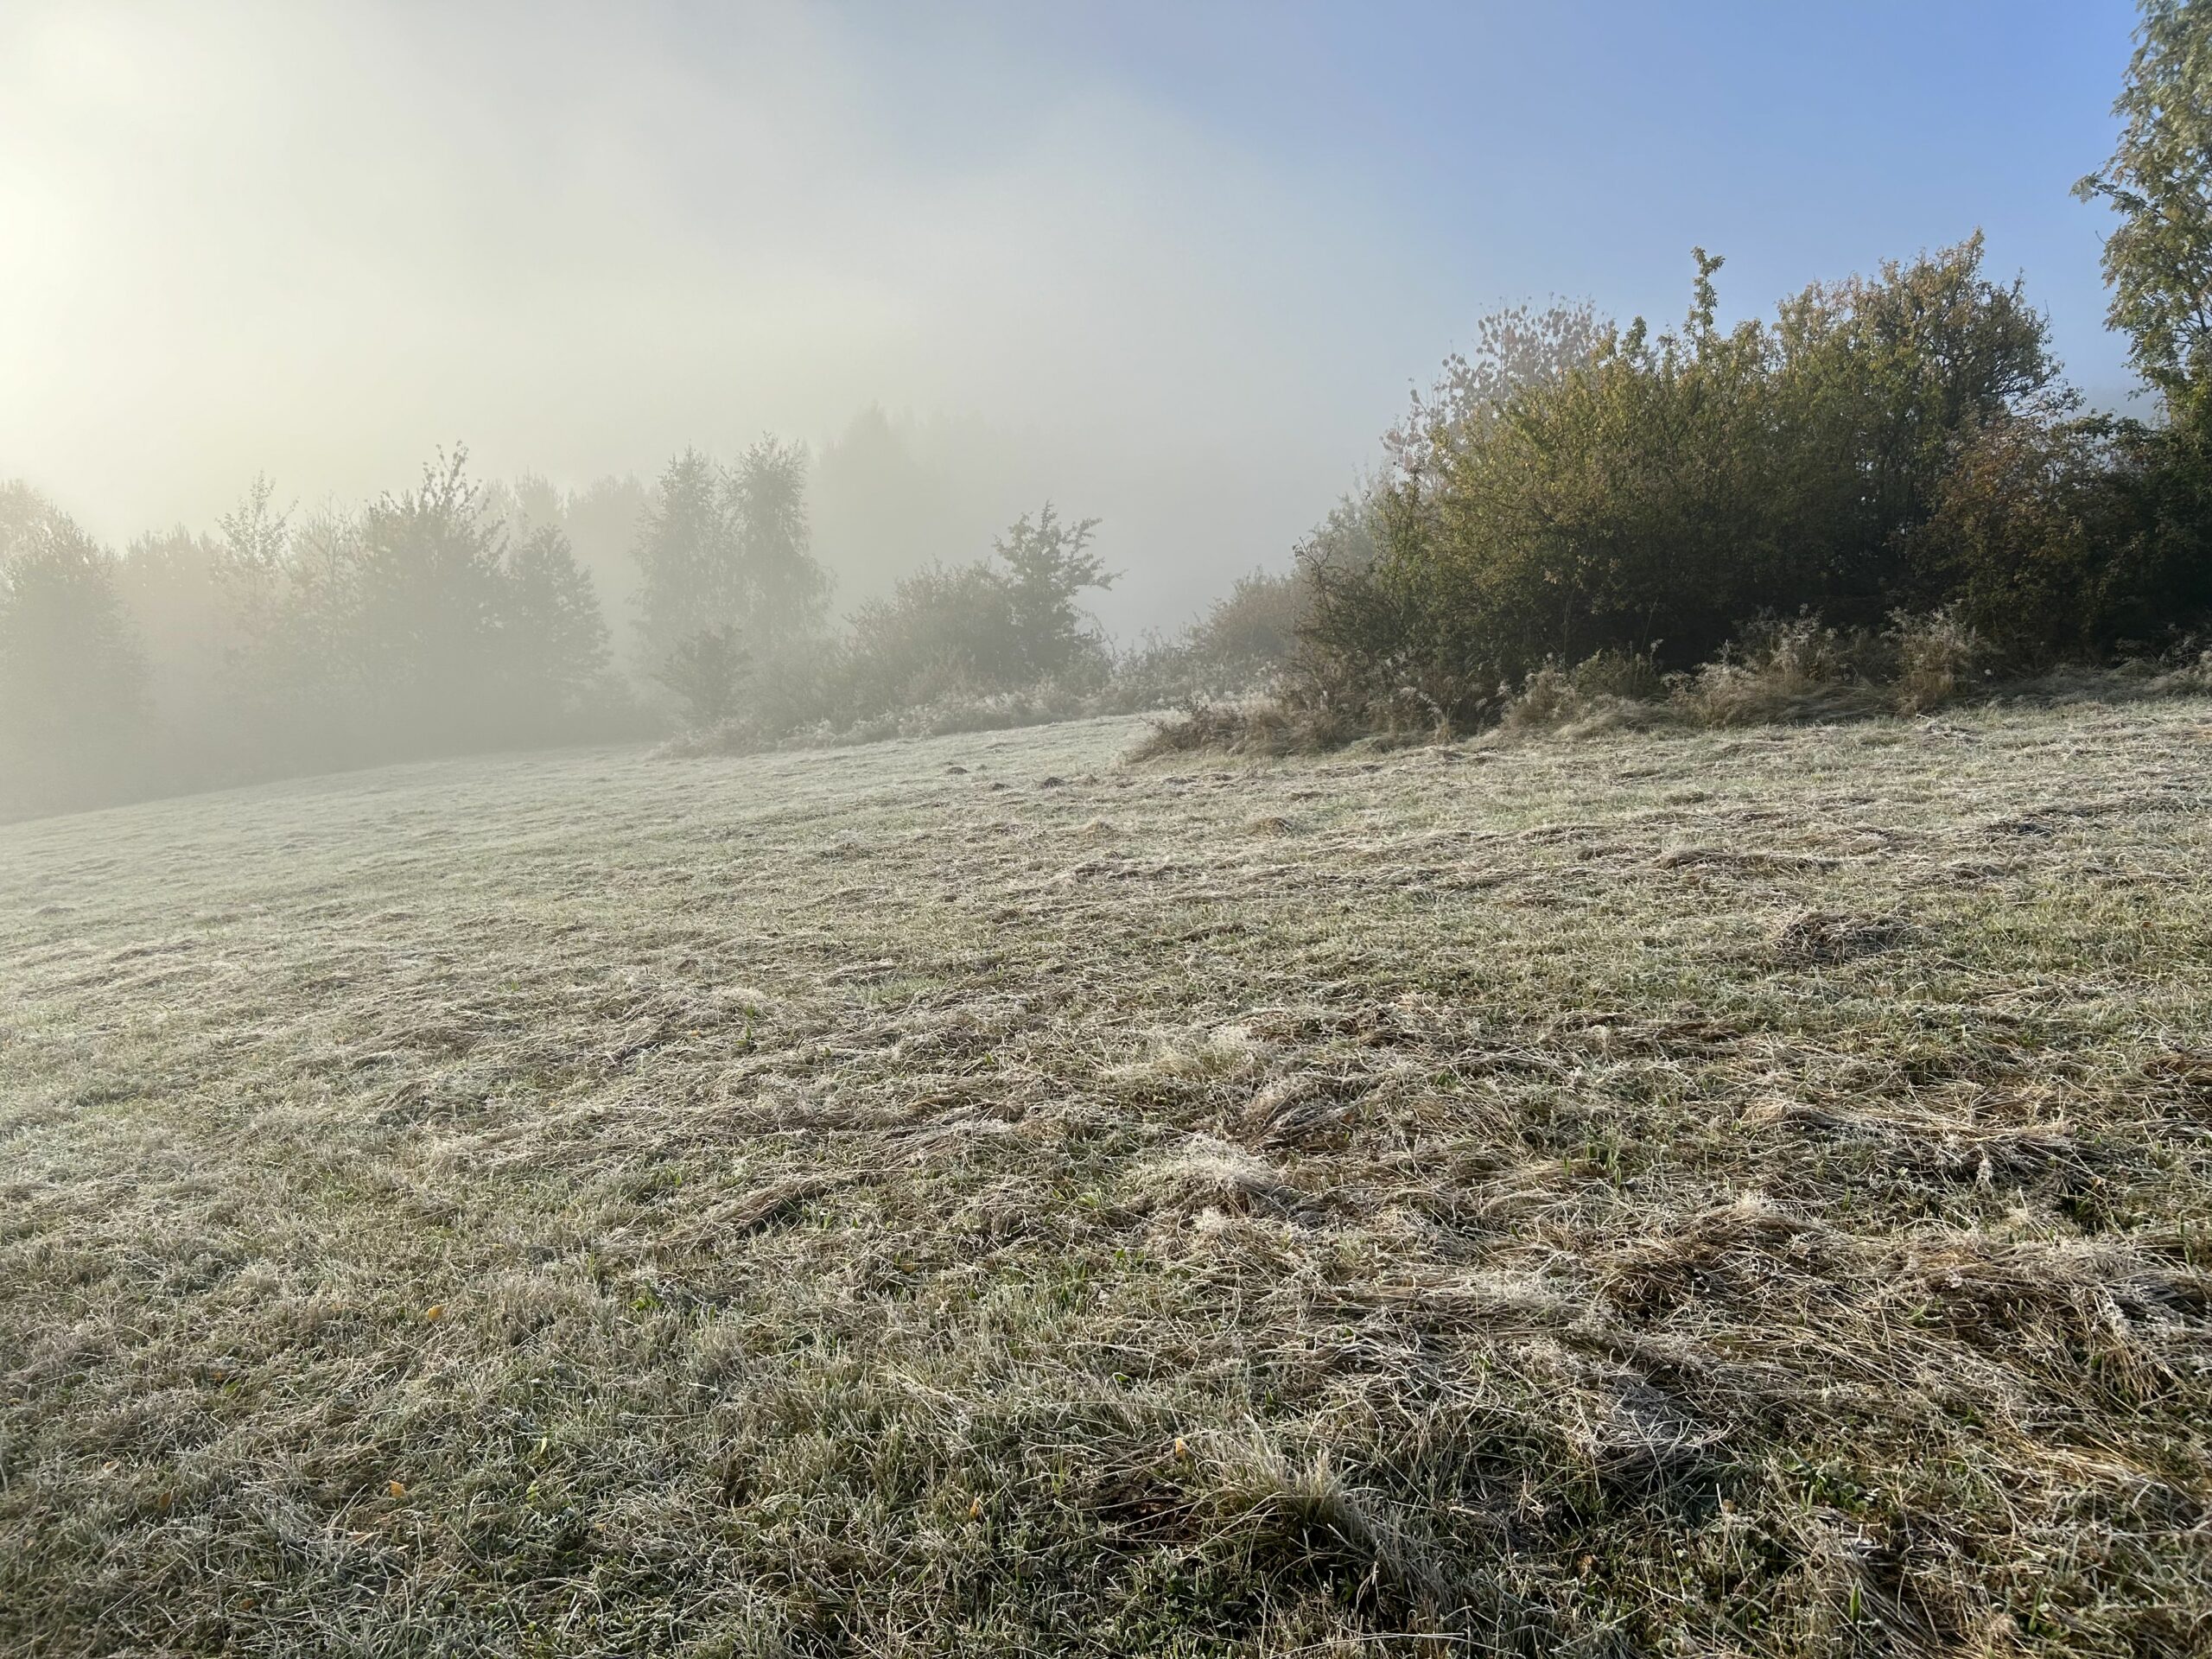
0;0;2145;631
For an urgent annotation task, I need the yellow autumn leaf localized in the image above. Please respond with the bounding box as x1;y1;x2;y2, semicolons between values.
423;1305;444;1322
388;1479;407;1497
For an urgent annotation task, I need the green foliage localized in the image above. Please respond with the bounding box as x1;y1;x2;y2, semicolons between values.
345;448;519;743
728;437;830;644
1305;241;2074;723
634;449;728;671
841;559;1023;716
1119;493;1376;707
1910;416;2178;657
486;470;652;668
1382;300;1606;479
2077;0;2212;419
115;526;237;742
1185;566;1311;683
213;486;350;769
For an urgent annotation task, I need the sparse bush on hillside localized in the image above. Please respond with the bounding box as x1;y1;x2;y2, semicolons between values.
683;503;1122;749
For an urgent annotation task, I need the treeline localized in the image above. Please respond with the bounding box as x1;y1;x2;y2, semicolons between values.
0;435;1289;818
627;447;1141;744
22;10;2209;813
1;457;628;818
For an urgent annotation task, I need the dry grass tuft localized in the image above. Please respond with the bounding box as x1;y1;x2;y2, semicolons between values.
1770;907;1910;963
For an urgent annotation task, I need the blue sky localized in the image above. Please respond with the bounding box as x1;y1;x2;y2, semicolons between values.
919;0;2143;396
0;1;2152;624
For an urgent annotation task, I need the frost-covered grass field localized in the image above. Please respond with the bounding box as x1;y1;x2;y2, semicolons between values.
4;702;2212;1656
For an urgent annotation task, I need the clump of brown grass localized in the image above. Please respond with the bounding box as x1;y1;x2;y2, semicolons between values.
1770;907;1910;963
1666;612;1987;727
1890;608;1986;713
1149;611;2024;755
1498;649;1675;737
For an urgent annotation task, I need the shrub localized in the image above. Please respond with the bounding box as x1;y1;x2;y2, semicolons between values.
826;505;1114;727
1674;614;1880;726
1888;609;1986;713
1910;414;2212;661
1305;240;2063;724
1497;647;1669;733
837;559;1026;717
1186;567;1310;684
1132;696;1356;760
1568;645;1668;702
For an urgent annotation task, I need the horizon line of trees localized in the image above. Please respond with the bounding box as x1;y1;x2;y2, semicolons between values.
0;432;1207;818
12;1;2212;816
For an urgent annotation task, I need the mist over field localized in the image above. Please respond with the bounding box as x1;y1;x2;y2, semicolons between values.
0;2;2144;633
9;4;2212;1656
0;2;1429;632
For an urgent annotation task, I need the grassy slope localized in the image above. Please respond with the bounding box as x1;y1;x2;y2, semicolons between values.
3;703;2211;1657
